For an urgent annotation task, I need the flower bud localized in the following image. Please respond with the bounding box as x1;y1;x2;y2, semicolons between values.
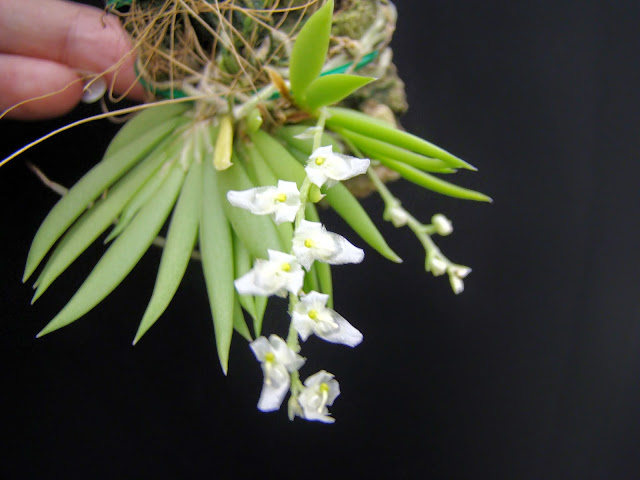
428;256;448;276
386;205;408;227
432;214;453;236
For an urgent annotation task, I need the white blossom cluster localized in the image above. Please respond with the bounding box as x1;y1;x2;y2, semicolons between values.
226;145;370;423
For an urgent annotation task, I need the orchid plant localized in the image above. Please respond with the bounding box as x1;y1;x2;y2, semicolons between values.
6;0;490;422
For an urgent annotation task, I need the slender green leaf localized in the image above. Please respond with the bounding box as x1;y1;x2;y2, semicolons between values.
104;159;174;243
289;0;334;103
339;128;455;173
232;233;257;321
250;130;306;185
326;106;476;170
251;130;401;263
105;102;191;156
200;160;235;375
24;115;188;281
372;156;492;202
278;142;310;166
32;135;178;301
305;74;375;111
133;158;202;344
304;263;320;293
274;125;343;154
36;164;186;338
217;153;282;260
253;295;268;338
232;296;253;342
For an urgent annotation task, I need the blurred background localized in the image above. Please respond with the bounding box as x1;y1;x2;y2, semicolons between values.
1;1;639;478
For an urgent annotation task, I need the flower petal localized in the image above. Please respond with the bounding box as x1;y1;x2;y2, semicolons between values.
317;314;363;347
249;336;272;361
291;312;315;341
257;364;290;412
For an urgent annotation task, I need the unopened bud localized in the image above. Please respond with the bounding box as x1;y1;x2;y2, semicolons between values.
428;256;448;276
432;214;453;236
450;265;472;279
388;205;408;227
449;274;464;294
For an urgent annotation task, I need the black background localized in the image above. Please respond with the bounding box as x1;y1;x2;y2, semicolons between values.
2;1;640;478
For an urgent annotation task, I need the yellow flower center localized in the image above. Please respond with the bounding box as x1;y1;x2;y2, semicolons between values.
308;309;318;320
319;382;330;393
304;238;315;248
265;352;275;362
281;262;292;272
275;193;287;202
315;156;326;166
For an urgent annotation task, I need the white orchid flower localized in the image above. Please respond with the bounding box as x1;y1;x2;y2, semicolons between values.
297;370;340;423
292;220;364;270
292;291;363;347
305;145;370;188
250;335;305;412
226;180;301;224
234;250;304;297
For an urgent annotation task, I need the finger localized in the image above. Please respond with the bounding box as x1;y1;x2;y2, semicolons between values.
0;0;145;100
0;53;83;120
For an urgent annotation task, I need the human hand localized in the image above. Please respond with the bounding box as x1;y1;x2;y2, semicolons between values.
0;0;145;120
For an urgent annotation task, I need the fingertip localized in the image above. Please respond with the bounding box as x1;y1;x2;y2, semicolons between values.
0;54;83;120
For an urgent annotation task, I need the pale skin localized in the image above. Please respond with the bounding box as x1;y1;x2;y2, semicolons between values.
0;0;144;120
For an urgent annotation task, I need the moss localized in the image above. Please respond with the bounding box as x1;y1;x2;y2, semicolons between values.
332;0;377;39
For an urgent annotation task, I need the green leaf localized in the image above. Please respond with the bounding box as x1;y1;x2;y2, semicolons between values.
106;136;191;243
36;164;186;338
305;74;375;111
326;106;477;170
338;128;455;173
274;125;343;154
250;130;306;185
251;130;401;263
133;157;202;345
217;152;282;260
103;166;169;243
32;134;178;302
24;115;188;282
303;263;320;294
377;156;492;202
289;0;334;103
232;233;257;322
232;296;253;342
253;295;268;338
200;160;235;375
104;102;191;156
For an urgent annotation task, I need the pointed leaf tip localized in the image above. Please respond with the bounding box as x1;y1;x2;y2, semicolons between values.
305;74;376;110
289;0;334;102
